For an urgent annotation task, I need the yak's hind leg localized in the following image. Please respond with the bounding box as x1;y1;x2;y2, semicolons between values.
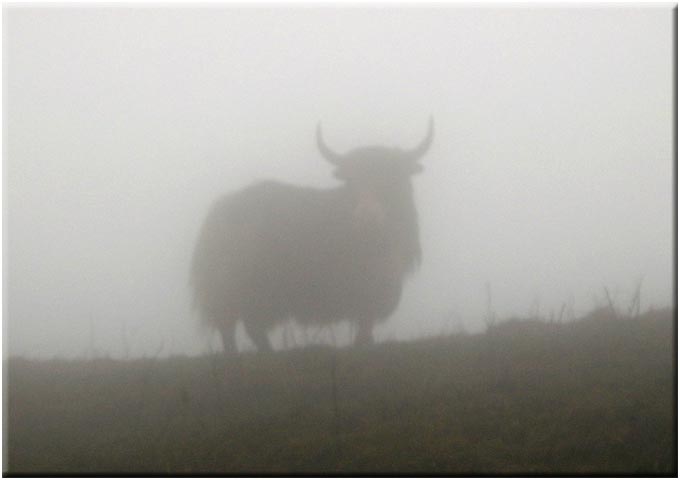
214;320;246;387
243;318;273;353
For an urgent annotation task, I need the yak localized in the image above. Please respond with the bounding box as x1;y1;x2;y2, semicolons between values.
191;118;434;353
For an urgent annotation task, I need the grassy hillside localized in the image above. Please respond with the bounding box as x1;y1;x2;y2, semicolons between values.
5;308;676;475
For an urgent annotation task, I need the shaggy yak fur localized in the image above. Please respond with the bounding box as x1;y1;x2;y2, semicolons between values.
191;118;434;353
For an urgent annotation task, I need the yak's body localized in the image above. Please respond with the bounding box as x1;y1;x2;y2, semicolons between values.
191;120;433;353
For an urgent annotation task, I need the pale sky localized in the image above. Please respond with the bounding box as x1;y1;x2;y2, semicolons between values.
4;5;674;358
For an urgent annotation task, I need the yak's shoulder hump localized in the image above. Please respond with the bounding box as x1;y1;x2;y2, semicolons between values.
207;180;344;221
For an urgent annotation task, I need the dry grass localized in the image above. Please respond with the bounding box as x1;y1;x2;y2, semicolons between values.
5;307;676;474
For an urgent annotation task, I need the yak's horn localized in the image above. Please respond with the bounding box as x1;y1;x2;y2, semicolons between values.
404;115;434;161
316;123;343;165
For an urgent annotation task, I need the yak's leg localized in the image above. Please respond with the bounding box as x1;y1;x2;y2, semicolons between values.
216;321;245;387
218;322;237;355
354;319;375;346
243;319;273;353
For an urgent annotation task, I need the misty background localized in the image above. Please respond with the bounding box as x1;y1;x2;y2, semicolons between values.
4;6;673;358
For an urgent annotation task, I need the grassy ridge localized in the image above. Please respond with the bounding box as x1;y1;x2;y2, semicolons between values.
5;308;676;474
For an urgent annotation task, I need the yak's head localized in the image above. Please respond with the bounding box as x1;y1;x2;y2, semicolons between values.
316;118;433;269
316;117;433;222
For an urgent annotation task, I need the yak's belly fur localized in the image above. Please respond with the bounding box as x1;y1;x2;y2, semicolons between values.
192;181;406;327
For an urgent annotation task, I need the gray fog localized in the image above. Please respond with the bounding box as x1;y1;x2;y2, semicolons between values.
4;5;674;358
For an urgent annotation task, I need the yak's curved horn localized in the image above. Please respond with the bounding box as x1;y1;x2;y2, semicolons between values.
316;123;343;165
404;115;434;161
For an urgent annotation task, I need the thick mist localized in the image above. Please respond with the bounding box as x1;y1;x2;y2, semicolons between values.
4;6;674;358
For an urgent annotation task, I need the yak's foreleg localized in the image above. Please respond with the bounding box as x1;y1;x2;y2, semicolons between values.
243;319;273;353
218;323;237;355
354;319;375;346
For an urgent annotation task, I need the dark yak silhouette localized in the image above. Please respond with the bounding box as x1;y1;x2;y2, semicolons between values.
191;118;434;353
